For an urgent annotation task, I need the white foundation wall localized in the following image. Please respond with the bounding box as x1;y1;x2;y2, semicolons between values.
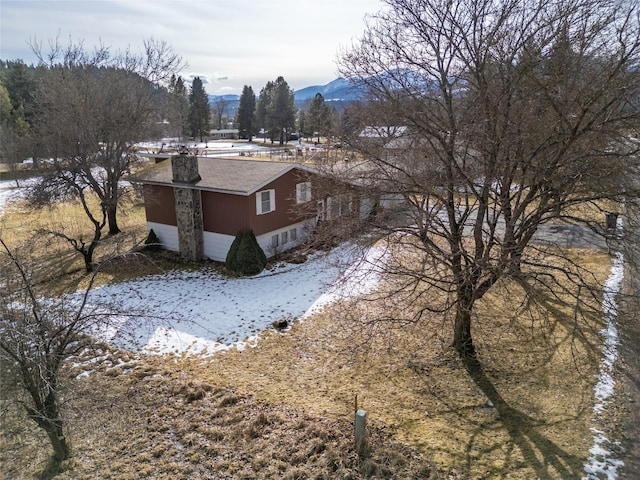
146;222;179;252
256;220;312;259
147;220;312;262
202;231;236;262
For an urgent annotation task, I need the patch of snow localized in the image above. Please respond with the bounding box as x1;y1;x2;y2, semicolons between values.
583;250;625;479
137;139;270;155
584;428;625;480
86;244;382;356
0;179;20;213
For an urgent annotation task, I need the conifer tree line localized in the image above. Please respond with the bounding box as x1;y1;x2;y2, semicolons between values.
167;74;211;142
2;59;338;167
165;73;337;146
235;76;336;145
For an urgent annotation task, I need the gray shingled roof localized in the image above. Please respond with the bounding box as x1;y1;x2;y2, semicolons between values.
136;157;315;195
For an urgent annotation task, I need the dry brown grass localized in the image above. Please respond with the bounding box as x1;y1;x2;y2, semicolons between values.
192;248;610;479
0;194;614;479
1;195;154;292
0;347;442;480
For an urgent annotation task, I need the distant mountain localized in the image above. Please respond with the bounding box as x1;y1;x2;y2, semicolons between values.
207;78;366;118
209;94;240;102
207;94;240;119
294;77;364;103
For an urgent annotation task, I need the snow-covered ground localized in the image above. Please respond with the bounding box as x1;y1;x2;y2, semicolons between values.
583;248;625;480
0;179;20;211
85;244;381;356
137;138;271;156
1;176;381;358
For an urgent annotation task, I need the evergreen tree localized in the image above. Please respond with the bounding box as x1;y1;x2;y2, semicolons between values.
256;80;275;142
236;85;256;140
0;60;36;168
0;60;35;126
267;76;296;145
225;230;267;275
306;92;333;143
298;110;308;138
188;76;210;142
167;74;189;140
256;77;296;145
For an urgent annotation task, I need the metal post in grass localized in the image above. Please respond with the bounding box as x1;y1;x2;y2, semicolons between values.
605;211;619;231
355;409;367;455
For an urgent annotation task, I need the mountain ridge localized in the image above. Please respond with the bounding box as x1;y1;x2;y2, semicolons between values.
208;77;364;116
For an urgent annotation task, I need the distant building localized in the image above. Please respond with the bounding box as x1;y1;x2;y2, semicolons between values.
209;129;239;140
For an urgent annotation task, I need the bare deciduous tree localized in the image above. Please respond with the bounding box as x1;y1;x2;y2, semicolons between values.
333;0;640;357
27;39;183;271
211;96;228;130
0;239;113;461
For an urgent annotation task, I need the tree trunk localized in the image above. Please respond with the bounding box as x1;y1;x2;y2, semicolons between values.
82;251;94;273
25;396;71;460
106;206;120;235
453;301;476;358
45;424;70;460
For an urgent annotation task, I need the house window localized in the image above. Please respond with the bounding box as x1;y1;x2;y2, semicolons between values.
271;234;279;248
256;189;276;214
290;228;297;241
281;231;288;244
327;195;351;219
296;182;312;203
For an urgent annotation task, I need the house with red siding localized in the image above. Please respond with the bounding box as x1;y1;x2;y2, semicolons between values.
136;153;319;262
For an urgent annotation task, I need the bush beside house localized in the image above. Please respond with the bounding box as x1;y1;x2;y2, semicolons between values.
225;230;267;275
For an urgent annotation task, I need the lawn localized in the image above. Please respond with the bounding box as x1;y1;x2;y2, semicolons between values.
0;188;620;479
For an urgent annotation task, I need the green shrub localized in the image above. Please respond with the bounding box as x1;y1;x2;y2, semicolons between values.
225;230;267;275
144;228;161;251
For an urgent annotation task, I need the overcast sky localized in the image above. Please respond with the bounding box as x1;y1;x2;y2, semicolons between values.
0;0;381;95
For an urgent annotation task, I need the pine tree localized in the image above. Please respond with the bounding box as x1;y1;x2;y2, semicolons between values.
236;85;256;140
256;77;296;145
267;76;296;145
306;93;333;143
168;75;189;140
188;76;210;142
256;80;275;142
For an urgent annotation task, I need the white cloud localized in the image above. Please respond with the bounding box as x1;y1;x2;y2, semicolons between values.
1;0;381;95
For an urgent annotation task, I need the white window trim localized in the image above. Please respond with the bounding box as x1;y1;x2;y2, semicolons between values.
317;199;325;222
296;182;312;204
327;195;352;219
256;189;276;214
